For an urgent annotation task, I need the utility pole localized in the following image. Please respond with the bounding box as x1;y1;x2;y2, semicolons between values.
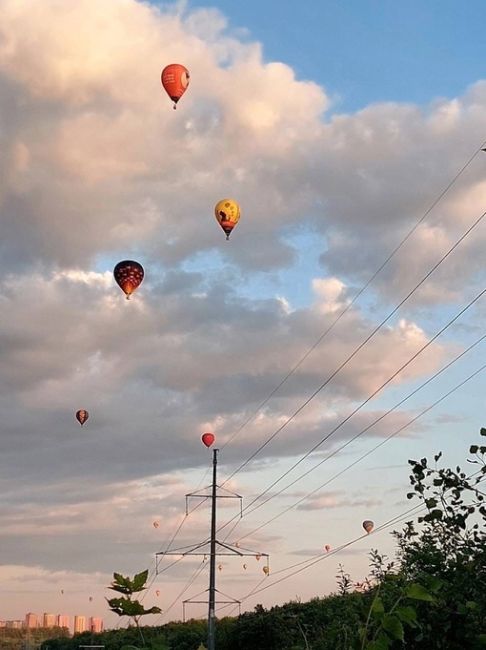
156;445;270;650
207;448;218;650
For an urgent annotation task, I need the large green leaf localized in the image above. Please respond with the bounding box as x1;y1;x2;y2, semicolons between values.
382;614;404;641
371;596;385;618
396;605;418;627
406;583;436;602
132;569;149;592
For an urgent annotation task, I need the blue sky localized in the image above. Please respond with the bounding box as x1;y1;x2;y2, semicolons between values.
181;0;486;111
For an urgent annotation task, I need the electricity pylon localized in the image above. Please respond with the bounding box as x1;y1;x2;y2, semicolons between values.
156;448;269;650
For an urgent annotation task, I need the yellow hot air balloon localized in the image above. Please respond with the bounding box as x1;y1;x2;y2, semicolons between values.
214;199;240;240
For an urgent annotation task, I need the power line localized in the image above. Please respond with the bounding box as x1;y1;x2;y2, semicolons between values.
219;140;486;456
217;282;485;537
234;356;486;542
219;473;486;614
220;207;485;489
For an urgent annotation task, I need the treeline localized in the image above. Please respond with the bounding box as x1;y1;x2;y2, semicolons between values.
40;430;486;649
0;626;68;650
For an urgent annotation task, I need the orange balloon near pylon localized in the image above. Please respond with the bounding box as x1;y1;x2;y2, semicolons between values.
161;64;190;109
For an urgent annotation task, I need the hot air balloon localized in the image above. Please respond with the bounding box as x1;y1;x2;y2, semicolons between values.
255;554;261;561
76;410;89;426
218;564;223;572
153;521;159;529
214;199;240;240
235;541;240;548
89;596;93;602
243;564;247;570
113;260;144;300
262;566;269;576
202;432;215;448
362;520;374;534
161;64;190;109
155;590;160;597
60;590;64;595
324;544;331;553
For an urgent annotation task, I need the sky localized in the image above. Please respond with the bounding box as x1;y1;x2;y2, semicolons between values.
0;0;485;633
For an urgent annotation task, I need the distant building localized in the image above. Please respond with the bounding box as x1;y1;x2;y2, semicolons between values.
6;620;23;629
25;612;38;629
57;614;70;629
89;617;103;633
43;613;56;628
74;615;86;634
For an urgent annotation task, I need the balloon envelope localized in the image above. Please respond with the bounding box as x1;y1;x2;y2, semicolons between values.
113;260;144;299
214;199;240;240
262;566;269;575
161;64;190;108
202;432;215;448
362;520;374;534
324;544;331;553
153;521;159;529
76;410;89;426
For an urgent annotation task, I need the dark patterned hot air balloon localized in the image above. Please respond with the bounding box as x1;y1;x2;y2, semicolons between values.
113;260;144;299
76;410;89;426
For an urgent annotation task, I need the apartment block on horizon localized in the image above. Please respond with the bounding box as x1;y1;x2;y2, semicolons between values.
89;617;103;633
25;612;38;629
43;613;56;628
57;614;70;629
5;620;23;629
74;615;86;634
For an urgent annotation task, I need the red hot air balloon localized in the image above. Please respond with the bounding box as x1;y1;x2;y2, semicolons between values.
201;432;215;448
113;260;144;299
76;410;89;426
161;64;190;109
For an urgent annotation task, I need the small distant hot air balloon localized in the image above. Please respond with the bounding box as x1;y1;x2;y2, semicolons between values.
153;521;159;529
113;260;144;300
218;564;223;572
243;564;247;570
362;520;374;534
76;410;89;426
324;544;331;553
89;596;93;602
161;64;190;109
235;541;240;548
255;554;261;561
155;590;160;597
214;199;240;240
202;432;215;448
262;566;269;576
60;590;64;595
